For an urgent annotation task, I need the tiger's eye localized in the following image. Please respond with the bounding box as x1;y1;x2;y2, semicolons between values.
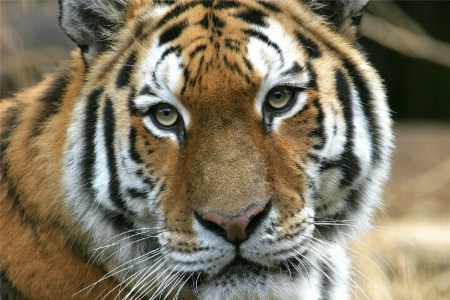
266;87;294;110
153;103;179;127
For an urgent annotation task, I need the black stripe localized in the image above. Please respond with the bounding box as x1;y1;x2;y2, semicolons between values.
154;2;199;29
212;14;226;28
0;107;43;235
82;88;102;196
214;1;240;9
0;107;20;164
128;89;140;116
116;52;136;88
155;46;181;60
335;69;361;185
136;169;156;191
0;268;27;300
159;21;187;45
109;212;135;234
33;71;69;136
155;182;166;200
317;188;362;238
152;46;182;86
183;68;190;88
223;55;243;76
258;1;281;13
305;62;318;90
281;62;303;77
318;260;333;300
295;32;321;59
243;29;283;62
309;99;325;150
321;70;361;186
0;172;31;235
0;126;26;225
343;58;380;163
242;57;253;72
222;55;252;85
199;14;209;29
127;188;148;199
346;188;361;211
139;85;157;97
295;162;305;172
189;44;207;58
129;127;143;164
134;20;147;39
224;38;241;52
154;0;176;4
234;9;267;27
104;97;127;211
181;68;190;95
307;153;321;164
97;203;135;231
38;71;68;105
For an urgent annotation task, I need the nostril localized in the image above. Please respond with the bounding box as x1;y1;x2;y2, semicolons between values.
193;211;228;239
245;200;272;237
194;201;272;244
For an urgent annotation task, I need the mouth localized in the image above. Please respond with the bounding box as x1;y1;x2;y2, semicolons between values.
190;255;300;291
215;256;267;277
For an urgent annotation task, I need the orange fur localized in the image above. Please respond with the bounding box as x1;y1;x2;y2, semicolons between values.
0;52;126;299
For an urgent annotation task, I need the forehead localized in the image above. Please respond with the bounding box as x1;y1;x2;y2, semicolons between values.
129;0;308;105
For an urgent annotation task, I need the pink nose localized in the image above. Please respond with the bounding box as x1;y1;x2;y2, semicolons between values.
197;203;269;243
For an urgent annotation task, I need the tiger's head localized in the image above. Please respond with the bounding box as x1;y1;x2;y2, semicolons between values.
60;0;392;299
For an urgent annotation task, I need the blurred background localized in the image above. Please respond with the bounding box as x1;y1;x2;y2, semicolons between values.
1;0;449;299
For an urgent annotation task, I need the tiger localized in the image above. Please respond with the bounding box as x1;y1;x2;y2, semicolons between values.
0;0;393;299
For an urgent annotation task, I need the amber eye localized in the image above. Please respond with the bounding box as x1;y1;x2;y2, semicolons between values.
152;103;179;128
266;87;295;111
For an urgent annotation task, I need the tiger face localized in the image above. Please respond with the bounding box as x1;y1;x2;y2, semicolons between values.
0;0;392;299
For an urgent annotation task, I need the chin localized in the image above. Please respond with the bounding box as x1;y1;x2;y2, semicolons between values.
195;257;326;300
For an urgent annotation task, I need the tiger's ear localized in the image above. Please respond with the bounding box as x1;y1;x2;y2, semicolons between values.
59;0;129;64
304;0;370;40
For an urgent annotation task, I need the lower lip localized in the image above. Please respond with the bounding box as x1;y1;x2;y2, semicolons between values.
190;255;300;290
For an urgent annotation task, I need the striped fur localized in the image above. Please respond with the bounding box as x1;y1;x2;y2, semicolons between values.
0;1;393;299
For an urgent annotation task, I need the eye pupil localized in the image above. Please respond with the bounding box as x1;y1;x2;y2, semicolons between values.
153;103;179;127
266;87;294;110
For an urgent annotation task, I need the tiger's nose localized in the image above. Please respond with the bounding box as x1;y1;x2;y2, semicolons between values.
195;202;272;244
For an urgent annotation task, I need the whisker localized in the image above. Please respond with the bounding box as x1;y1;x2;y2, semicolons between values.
162;266;189;300
146;265;182;300
306;240;368;300
102;245;163;282
124;255;169;299
292;250;340;292
314;241;392;300
314;219;414;245
100;250;163;297
324;227;395;280
88;228;166;269
173;272;194;300
192;269;202;297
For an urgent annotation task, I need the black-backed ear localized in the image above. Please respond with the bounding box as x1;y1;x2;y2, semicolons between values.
304;0;370;40
59;0;129;64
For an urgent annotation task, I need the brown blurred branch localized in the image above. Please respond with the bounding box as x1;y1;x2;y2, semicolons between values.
362;6;450;68
366;0;428;36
